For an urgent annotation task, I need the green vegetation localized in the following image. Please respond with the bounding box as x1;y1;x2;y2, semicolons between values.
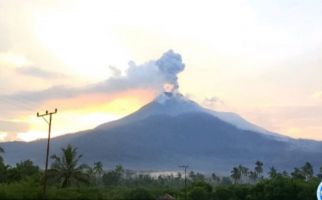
48;144;89;188
0;144;320;199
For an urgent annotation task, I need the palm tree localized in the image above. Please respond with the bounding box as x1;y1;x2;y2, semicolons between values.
238;165;249;183
0;146;5;174
255;161;263;180
231;167;241;184
93;161;103;177
248;171;257;184
211;173;220;183
291;167;305;180
48;144;89;188
0;146;5;163
317;166;322;179
301;162;313;181
91;161;104;185
268;166;278;179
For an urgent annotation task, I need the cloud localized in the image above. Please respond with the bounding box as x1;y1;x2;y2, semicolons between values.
108;65;122;77
0;50;185;111
16;66;65;79
0;120;29;133
240;105;322;140
202;96;224;108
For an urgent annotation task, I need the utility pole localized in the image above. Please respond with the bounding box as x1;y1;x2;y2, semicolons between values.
179;165;189;200
37;108;57;199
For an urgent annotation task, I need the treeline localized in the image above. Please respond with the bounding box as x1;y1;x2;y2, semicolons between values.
0;144;320;199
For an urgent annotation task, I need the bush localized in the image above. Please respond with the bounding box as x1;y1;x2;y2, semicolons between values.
212;186;234;200
47;187;103;200
0;180;42;199
124;188;154;200
188;186;209;200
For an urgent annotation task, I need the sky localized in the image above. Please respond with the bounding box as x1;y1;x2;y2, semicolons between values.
0;0;322;141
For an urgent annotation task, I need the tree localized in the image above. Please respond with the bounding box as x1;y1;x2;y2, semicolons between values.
0;146;4;163
124;188;154;200
0;147;6;182
281;170;289;178
268;166;278;179
220;176;233;185
211;173;220;183
248;171;257;184
250;177;308;200
48;144;89;188
115;165;124;175
301;162;313;181
231;167;241;184
238;165;249;183
291;167;305;180
255;161;263;180
221;176;232;185
1;159;40;183
93;161;103;177
88;161;104;185
188;186;209;200
12;160;40;181
189;181;212;200
189;172;205;182
317;166;322;179
213;187;236;200
102;165;124;186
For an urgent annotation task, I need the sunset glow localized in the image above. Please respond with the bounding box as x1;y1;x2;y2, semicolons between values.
1;0;322;141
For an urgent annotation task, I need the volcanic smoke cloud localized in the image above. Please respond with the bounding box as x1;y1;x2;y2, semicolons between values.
124;49;185;93
0;50;186;140
156;50;185;91
0;50;186;113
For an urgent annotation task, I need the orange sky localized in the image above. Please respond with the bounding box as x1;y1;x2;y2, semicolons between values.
15;89;156;141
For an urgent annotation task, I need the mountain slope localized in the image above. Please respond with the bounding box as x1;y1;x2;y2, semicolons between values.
1;92;322;173
98;92;287;138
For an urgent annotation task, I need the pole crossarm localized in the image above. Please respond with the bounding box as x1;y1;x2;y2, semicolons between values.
37;108;57;117
179;165;189;169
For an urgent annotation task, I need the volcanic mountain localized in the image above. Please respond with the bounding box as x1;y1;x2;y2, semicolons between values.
2;92;322;173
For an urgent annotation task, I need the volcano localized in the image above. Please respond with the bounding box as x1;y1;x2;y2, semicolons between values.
2;92;322;173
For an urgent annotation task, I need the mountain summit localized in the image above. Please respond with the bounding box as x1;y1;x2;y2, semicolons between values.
98;92;281;138
2;92;322;173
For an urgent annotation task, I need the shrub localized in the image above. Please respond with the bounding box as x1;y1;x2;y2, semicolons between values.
124;188;154;200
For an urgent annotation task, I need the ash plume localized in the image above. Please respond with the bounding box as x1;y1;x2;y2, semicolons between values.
0;50;186;113
156;50;185;91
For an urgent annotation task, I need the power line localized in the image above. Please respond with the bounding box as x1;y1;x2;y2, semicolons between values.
37;108;58;199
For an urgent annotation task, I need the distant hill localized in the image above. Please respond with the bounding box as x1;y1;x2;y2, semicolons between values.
2;92;322;174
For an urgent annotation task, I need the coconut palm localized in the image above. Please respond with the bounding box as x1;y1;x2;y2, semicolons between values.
89;161;104;185
48;144;89;188
255;161;263;179
268;166;278;179
238;165;249;183
301;162;313;181
248;171;257;184
230;167;241;184
93;161;103;177
0;146;4;163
